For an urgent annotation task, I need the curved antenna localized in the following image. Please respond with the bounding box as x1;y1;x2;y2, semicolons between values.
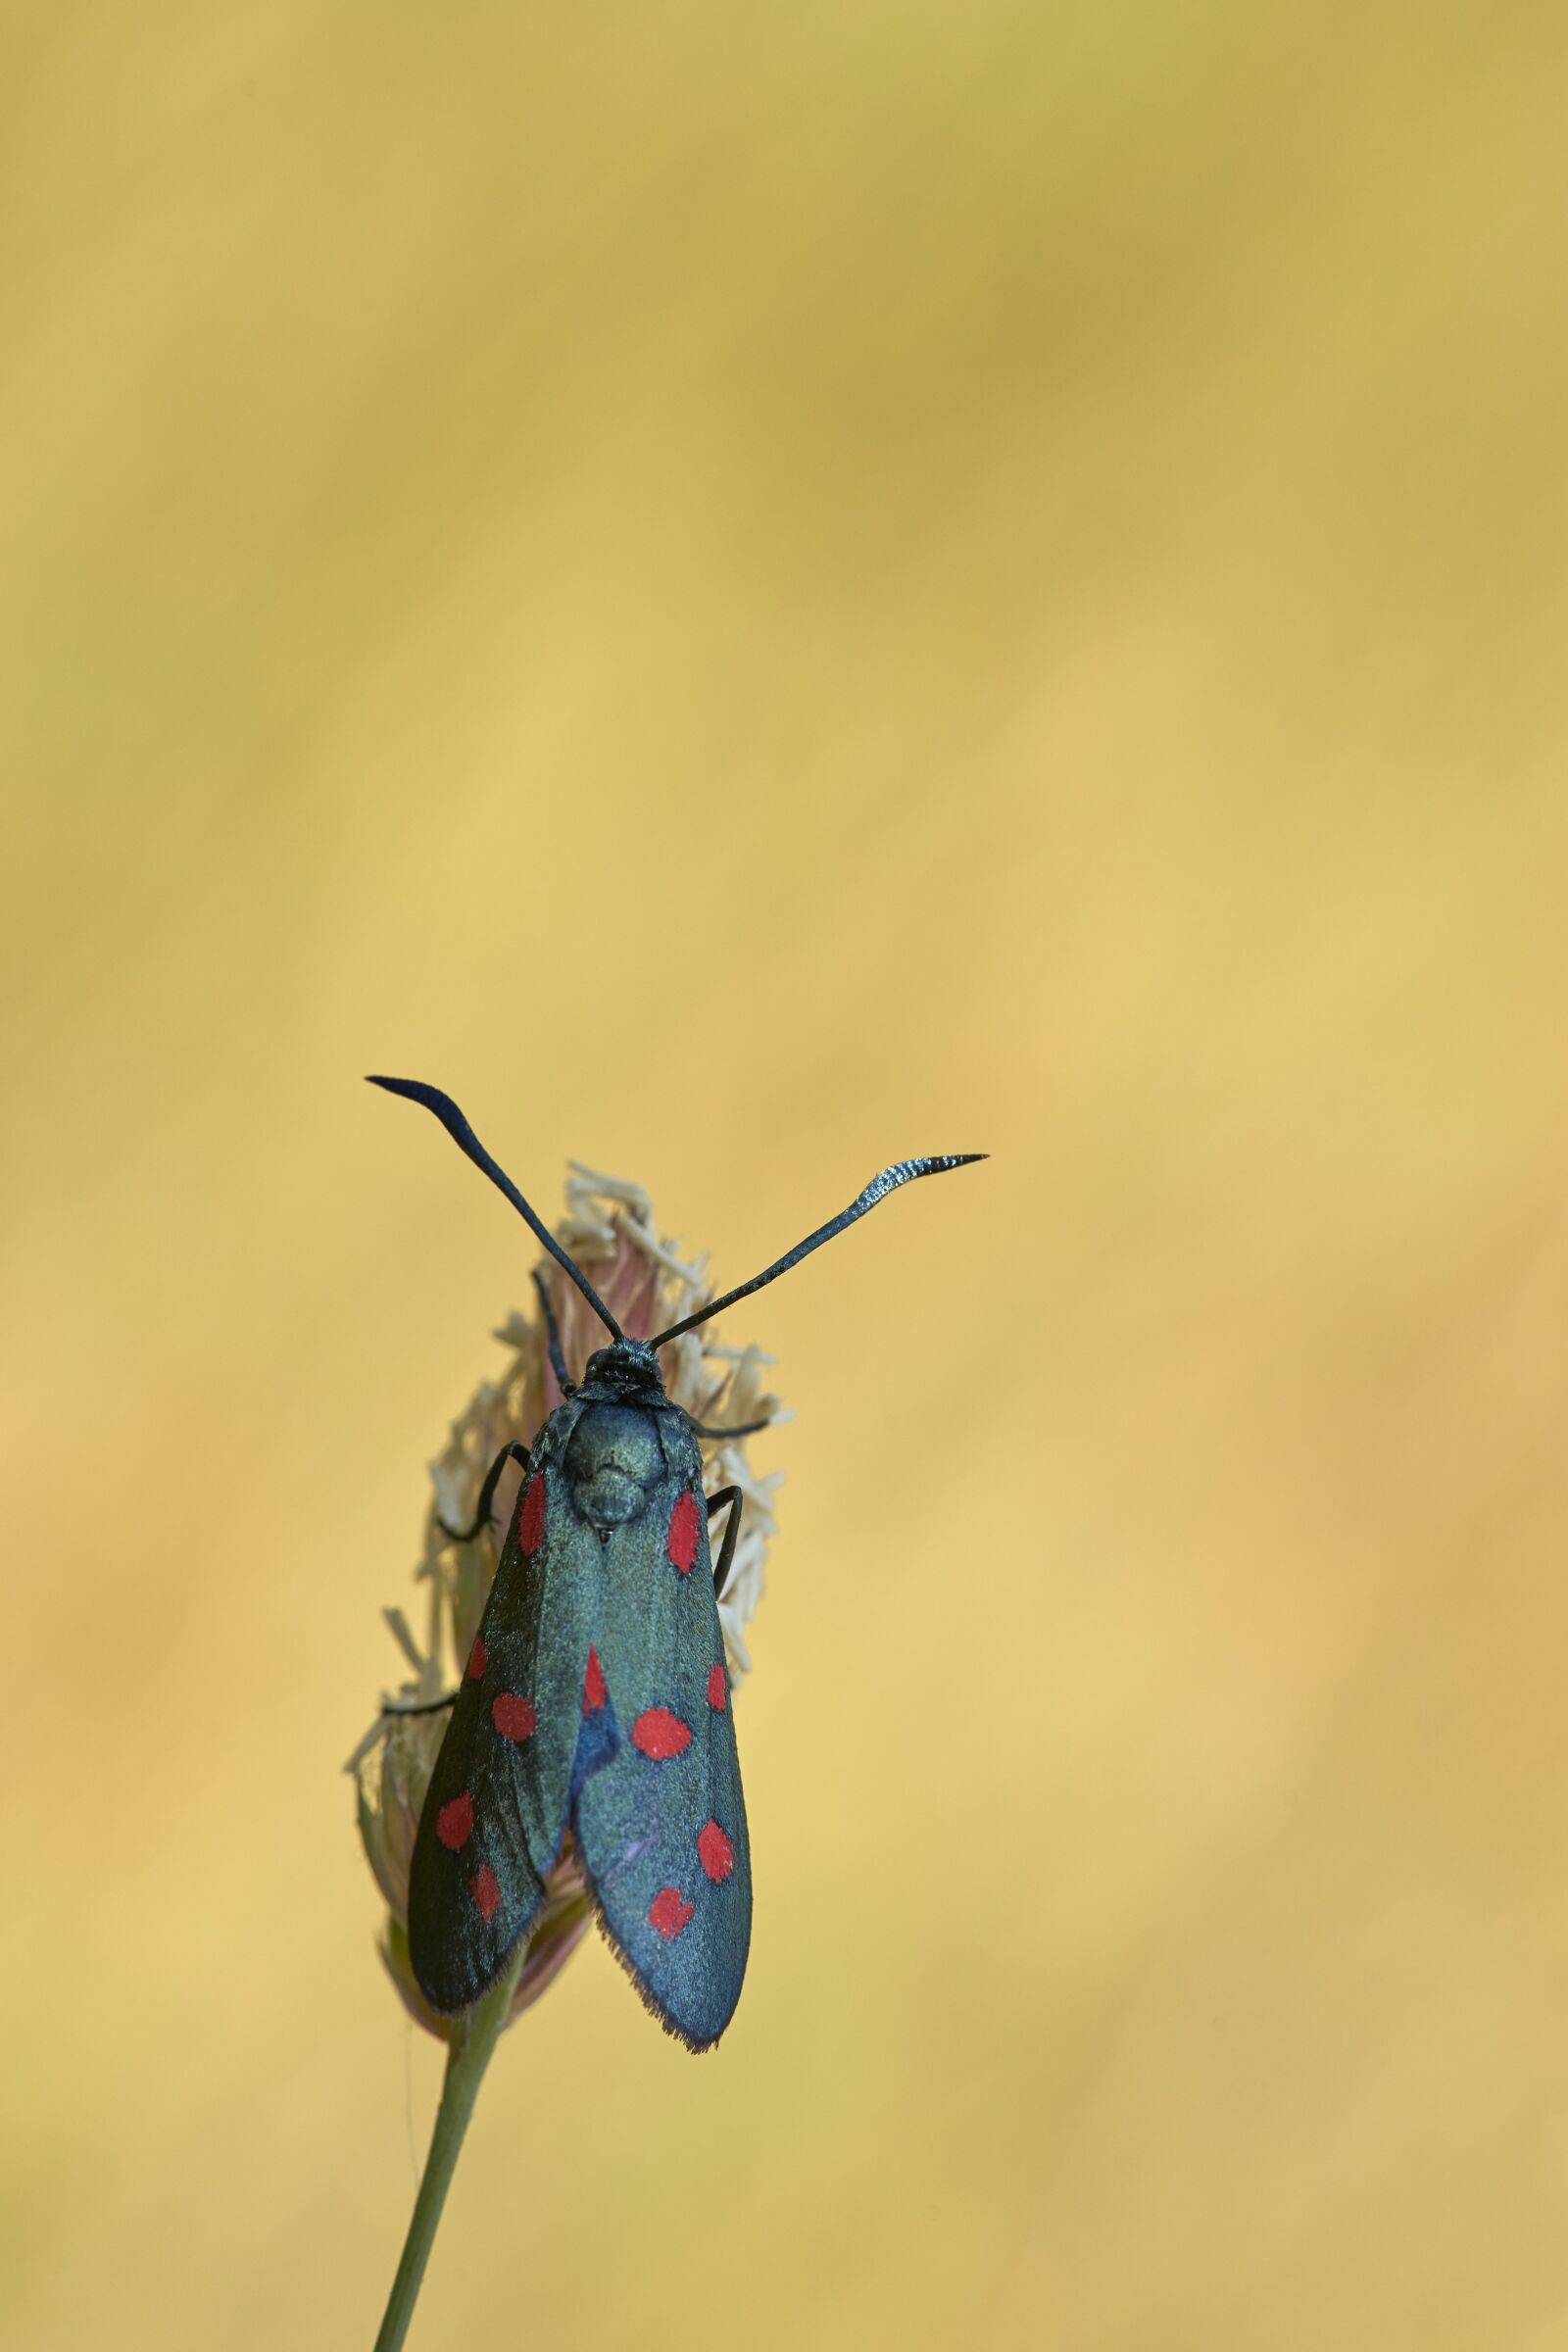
367;1076;622;1341
649;1153;986;1349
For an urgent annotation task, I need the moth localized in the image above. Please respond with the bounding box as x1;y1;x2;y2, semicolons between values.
370;1075;982;2049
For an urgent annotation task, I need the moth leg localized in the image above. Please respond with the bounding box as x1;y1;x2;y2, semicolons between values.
706;1485;745;1600
438;1441;531;1542
690;1414;772;1439
532;1268;575;1395
380;1691;457;1717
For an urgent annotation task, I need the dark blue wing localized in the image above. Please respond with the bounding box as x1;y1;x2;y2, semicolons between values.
573;1424;753;2051
407;1450;602;2014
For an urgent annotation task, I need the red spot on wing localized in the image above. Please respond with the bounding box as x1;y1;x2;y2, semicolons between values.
466;1636;487;1681
470;1865;501;1921
667;1489;702;1574
648;1886;695;1939
435;1793;473;1851
583;1644;608;1714
706;1662;727;1711
492;1692;538;1741
698;1821;734;1882
519;1473;547;1555
631;1706;692;1760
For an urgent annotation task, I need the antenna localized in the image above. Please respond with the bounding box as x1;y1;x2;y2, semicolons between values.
649;1153;986;1349
367;1076;623;1342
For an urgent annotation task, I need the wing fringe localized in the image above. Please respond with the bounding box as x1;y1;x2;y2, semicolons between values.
582;1883;723;2054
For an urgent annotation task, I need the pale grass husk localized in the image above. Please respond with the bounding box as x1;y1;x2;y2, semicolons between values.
351;1165;786;2038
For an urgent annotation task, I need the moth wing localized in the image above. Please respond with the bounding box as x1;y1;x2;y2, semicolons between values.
407;1459;602;2014
575;1453;753;2050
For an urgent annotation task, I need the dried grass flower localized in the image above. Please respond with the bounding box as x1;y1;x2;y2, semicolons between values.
349;1162;785;2041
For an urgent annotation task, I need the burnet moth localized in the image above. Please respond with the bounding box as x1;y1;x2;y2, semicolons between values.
370;1075;983;2050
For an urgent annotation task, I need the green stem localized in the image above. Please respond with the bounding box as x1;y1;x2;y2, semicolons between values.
373;1944;528;2352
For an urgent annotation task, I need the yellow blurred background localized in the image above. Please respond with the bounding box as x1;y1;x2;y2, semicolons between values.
4;5;1567;2345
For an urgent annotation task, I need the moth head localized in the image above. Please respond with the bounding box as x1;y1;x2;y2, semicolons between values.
579;1335;663;1401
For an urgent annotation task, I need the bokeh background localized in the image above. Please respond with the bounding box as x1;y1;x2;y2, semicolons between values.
4;5;1567;2346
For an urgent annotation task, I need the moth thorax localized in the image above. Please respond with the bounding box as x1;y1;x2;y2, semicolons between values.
564;1402;663;1528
